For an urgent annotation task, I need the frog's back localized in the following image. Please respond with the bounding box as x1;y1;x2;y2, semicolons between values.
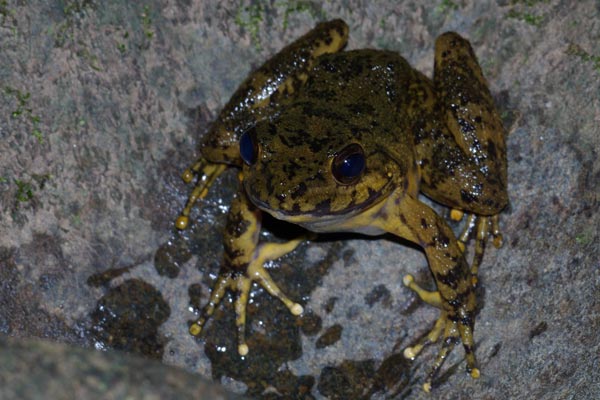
284;49;422;152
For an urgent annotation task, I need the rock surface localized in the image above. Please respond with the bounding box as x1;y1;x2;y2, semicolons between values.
1;1;598;399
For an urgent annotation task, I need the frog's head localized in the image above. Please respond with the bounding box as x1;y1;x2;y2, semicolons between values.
239;103;412;231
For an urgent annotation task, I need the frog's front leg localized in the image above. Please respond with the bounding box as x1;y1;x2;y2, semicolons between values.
189;183;306;355
376;192;478;392
176;160;227;229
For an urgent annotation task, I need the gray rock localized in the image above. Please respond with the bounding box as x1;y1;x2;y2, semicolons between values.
0;1;598;399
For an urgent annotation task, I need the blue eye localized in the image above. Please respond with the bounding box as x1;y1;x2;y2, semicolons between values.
239;129;258;165
332;143;366;184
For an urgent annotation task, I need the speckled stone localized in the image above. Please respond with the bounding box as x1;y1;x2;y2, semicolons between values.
1;1;598;399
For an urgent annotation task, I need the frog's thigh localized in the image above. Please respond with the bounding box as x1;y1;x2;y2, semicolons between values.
425;32;508;215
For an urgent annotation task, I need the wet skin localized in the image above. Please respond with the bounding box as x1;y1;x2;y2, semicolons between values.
176;19;507;392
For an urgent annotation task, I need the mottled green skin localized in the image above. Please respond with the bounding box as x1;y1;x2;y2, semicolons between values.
180;19;508;391
244;45;507;223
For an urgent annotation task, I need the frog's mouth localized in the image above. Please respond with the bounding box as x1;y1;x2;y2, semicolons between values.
245;178;395;234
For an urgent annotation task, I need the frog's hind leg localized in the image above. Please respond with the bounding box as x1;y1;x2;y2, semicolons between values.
377;194;480;392
417;32;508;287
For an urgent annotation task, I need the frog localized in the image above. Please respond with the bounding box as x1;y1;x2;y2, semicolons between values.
175;19;507;392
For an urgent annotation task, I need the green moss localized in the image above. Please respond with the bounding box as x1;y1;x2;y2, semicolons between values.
13;174;51;204
506;0;550;27
506;9;543;26
4;86;44;143
235;3;266;50
280;1;326;30
566;44;600;73
436;0;459;13
0;0;14;25
234;1;326;50
141;5;154;40
54;0;97;47
14;179;34;203
116;31;129;54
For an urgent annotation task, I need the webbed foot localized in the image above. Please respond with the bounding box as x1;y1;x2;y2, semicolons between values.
189;237;306;355
403;274;479;392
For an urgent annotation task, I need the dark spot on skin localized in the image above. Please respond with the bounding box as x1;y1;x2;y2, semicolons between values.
223;245;244;263
367;187;379;200
313;171;326;182
226;209;251;238
265;172;275;196
487;139;497;158
420;218;428;229
460;189;477;204
483;198;497;207
448;298;461;308
278;133;291;147
283;160;301;180
435;264;460;289
399;213;407;225
435;232;450;248
291;182;307;199
315;198;332;214
460;315;473;327
463;344;474;354
292;202;301;213
323;61;337;73
474;116;482;124
447;312;460;322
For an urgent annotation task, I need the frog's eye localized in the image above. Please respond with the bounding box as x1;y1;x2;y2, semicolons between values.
332;143;366;184
239;129;258;166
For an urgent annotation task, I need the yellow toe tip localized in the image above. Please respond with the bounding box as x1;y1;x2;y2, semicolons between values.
291;303;303;316
238;344;249;356
402;274;414;287
423;382;432;393
175;216;189;230
182;169;194;183
189;323;202;336
470;368;481;379
403;347;416;360
493;234;504;248
450;209;464;221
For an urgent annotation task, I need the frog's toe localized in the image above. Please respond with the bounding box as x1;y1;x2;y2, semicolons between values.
407;310;479;392
176;159;226;230
455;213;503;280
403;274;442;308
189;273;231;336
